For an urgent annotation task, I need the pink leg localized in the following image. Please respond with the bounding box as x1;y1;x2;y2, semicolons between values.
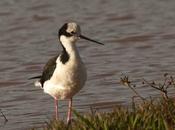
54;98;58;120
67;98;72;123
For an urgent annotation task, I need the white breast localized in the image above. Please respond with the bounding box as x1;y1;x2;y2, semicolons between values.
43;53;87;99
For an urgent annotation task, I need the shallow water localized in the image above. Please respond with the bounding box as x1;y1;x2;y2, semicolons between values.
1;0;175;129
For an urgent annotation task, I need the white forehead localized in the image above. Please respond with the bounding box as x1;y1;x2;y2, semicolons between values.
67;22;81;33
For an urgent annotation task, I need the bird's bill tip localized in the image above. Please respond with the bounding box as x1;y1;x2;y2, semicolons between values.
79;35;104;45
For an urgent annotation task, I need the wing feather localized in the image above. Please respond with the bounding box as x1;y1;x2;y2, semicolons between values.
40;55;59;87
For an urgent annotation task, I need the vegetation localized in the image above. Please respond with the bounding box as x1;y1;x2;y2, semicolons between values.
31;73;175;130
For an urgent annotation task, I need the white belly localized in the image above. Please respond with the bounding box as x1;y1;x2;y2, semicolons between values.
43;56;87;99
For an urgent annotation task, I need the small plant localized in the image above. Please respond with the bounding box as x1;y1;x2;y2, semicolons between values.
0;109;8;127
0;109;7;122
121;73;175;100
120;75;145;100
142;73;175;100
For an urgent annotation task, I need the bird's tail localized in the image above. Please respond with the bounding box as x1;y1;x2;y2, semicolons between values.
29;75;42;88
28;75;41;80
34;80;42;88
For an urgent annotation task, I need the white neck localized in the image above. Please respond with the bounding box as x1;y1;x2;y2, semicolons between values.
60;36;79;57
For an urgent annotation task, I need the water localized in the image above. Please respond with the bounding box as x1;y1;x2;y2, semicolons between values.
0;0;175;129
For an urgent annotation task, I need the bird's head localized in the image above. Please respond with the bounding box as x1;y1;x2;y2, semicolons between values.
58;22;104;45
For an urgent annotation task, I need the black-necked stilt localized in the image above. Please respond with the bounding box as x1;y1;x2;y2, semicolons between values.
30;22;104;123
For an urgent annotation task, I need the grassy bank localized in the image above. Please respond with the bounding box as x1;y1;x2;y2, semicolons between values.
31;74;175;130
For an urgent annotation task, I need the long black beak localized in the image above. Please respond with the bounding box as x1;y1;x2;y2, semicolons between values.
80;35;104;45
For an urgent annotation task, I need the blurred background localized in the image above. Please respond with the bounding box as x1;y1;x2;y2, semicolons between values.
0;0;175;129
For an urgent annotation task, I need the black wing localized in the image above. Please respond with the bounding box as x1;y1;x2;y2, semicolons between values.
39;55;59;87
29;75;41;79
29;48;69;86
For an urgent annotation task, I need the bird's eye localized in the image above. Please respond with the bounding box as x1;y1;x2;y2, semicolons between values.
71;31;75;34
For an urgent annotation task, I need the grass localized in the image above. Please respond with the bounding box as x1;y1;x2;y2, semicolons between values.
31;74;175;130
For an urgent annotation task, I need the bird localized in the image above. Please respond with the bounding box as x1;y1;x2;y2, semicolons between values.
30;22;104;123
